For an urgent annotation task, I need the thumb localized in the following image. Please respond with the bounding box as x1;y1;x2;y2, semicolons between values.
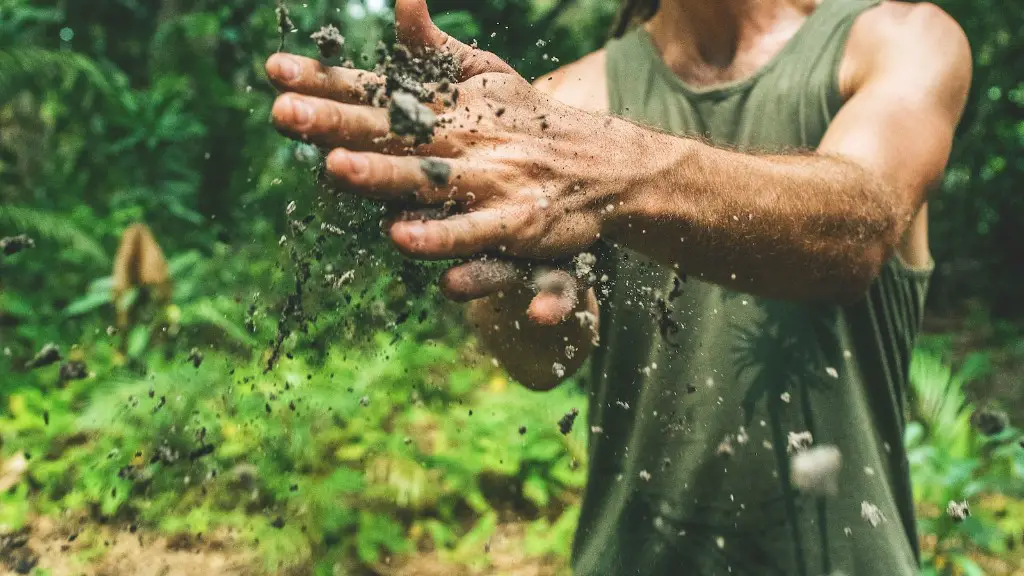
394;0;446;50
394;0;517;79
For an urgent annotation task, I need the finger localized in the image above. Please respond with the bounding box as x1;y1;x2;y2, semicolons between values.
395;0;516;79
440;259;526;302
442;259;579;326
528;289;579;326
326;149;464;203
389;210;516;260
272;93;390;150
266;53;383;103
528;267;579;325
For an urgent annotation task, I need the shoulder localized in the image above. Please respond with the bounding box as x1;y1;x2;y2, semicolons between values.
840;2;971;108
532;49;609;114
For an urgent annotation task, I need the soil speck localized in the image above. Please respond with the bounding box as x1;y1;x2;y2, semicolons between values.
311;25;345;59
557;408;579;435
1;234;34;256
25;343;61;369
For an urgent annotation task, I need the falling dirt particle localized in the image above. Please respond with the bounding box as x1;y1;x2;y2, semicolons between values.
270;516;286;529
638;469;651;481
558;408;579;434
791;445;841;496
735;427;749;445
860;501;885;527
275;0;294;51
310;24;345;59
946;500;970;522
552;362;566;378
780;392;791;403
518;426;527;435
786;431;814;453
265;403;272;415
575;310;597;329
187;347;204;368
420;158;451;186
25;343;61;369
971;406;1009;436
389;90;437;145
715;536;725;549
825;366;839;378
574;252;597;279
42;410;49;426
590;426;603;433
188;444;215;461
1;234;34;256
359;395;370;407
58;360;88;382
717;438;734;457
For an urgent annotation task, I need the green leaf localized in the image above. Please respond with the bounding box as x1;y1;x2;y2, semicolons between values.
432;11;481;40
63;289;112;317
0;205;109;264
952;554;986;576
522;472;550;508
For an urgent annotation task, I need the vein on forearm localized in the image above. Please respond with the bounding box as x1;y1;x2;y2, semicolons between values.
611;131;911;302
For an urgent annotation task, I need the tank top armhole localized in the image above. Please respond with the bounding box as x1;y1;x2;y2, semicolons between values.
603;31;639;116
825;0;883;116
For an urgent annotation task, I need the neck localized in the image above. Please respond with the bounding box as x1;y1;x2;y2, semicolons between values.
646;0;818;71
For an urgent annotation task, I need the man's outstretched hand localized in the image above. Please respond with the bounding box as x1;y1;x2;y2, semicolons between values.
266;0;624;324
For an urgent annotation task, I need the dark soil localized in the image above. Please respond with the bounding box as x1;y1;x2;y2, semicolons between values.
25;343;61;369
1;234;35;256
311;24;344;59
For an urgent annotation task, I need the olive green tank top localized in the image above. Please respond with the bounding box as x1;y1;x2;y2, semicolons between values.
573;1;934;575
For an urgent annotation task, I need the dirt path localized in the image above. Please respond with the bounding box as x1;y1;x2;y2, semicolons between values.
2;517;253;576
2;518;565;576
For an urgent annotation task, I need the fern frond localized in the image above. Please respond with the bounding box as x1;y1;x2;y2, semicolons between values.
0;204;109;264
0;47;125;104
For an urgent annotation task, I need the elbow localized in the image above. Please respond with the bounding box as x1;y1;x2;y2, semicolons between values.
829;240;893;305
830;202;910;304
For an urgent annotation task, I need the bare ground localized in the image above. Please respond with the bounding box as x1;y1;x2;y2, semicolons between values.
1;517;565;576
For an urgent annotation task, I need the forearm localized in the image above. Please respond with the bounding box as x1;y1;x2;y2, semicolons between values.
467;289;598;391
606;127;912;302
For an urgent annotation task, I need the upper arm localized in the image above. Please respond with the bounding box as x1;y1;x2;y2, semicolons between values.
819;3;971;215
532;50;610;114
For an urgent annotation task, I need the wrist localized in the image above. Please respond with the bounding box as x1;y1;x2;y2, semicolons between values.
599;125;697;241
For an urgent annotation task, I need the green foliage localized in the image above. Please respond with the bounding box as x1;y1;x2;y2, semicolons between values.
1;328;587;572
929;0;1024;316
3;0;1024;573
906;342;1024;573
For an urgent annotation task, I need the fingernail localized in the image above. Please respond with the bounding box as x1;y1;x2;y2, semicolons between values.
291;99;311;125
346;153;369;177
277;56;300;81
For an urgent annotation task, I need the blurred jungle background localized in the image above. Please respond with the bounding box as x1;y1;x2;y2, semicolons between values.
1;0;1023;574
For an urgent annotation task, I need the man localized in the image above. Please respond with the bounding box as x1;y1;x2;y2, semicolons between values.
265;0;971;572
